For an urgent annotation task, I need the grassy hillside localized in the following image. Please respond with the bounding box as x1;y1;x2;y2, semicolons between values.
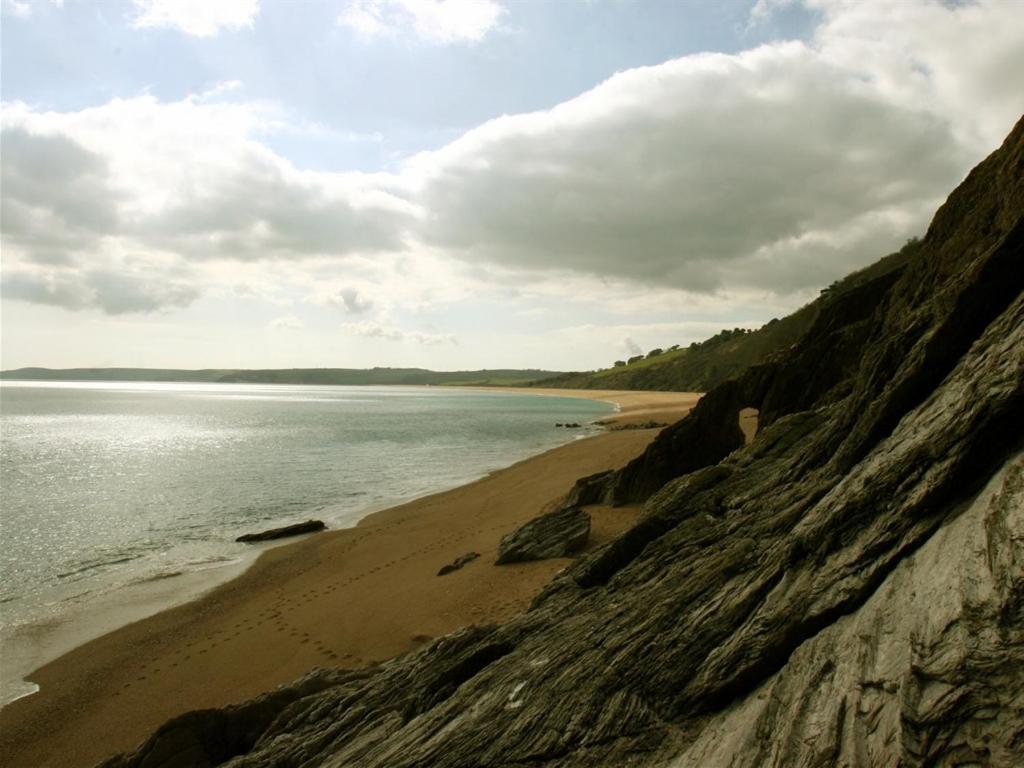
0;367;565;387
538;239;921;392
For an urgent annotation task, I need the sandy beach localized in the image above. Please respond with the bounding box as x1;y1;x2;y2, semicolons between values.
0;388;700;768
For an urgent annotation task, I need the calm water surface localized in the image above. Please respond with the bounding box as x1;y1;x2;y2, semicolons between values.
0;381;611;701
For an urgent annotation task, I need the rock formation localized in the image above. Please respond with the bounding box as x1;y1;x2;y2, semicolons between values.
565;469;615;507
103;116;1024;768
235;520;326;543
437;552;480;576
494;507;590;565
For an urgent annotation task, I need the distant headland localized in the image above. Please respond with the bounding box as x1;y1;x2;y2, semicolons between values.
0;367;565;387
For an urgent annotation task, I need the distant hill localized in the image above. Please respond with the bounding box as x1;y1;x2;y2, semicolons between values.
536;239;921;392
2;248;917;395
0;367;565;387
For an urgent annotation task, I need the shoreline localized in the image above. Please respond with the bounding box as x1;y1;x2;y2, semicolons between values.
0;388;700;768
0;384;613;707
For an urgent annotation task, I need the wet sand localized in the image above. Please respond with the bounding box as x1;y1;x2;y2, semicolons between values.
0;388;700;768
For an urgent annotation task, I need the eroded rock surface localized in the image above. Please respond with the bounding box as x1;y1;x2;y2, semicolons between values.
103;117;1024;768
495;507;591;565
670;454;1024;768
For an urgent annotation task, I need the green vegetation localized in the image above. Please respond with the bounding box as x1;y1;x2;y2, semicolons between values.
536;237;921;393
0;367;566;387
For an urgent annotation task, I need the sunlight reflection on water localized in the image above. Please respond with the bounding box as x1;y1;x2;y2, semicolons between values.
0;381;611;634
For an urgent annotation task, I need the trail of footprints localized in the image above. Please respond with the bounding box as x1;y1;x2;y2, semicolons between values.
118;519;515;691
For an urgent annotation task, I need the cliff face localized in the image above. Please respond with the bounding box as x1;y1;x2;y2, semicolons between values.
103;116;1024;768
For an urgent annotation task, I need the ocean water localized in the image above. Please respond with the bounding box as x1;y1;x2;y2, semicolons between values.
0;381;613;703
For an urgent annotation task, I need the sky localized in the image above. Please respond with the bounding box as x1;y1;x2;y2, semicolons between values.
1;0;1022;372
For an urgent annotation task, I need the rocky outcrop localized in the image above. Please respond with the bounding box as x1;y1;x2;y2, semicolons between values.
565;469;615;507
437;552;480;576
103;116;1024;768
495;507;591;565
235;520;325;543
670;454;1024;767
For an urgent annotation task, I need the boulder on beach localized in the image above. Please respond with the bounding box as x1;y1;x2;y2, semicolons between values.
495;507;590;565
236;520;326;543
437;552;480;576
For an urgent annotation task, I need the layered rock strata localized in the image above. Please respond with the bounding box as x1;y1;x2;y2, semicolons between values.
494;507;591;565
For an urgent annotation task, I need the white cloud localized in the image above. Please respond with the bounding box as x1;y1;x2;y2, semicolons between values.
406;43;958;293
130;0;259;37
328;287;375;314
339;0;505;45
398;0;1022;295
268;315;304;331
806;0;1024;152
342;320;457;345
0;93;417;314
201;80;245;99
2;0;31;17
3;0;1021;329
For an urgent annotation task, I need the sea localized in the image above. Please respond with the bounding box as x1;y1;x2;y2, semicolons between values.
0;380;613;705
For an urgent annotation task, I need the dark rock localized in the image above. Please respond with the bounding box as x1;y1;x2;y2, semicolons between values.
437;552;480;576
103;117;1024;768
495;507;591;564
607;378;747;504
608;420;669;431
235;520;326;543
565;470;614;507
98;667;359;768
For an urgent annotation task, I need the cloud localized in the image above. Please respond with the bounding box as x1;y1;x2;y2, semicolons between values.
268;315;304;331
339;0;505;45
342;320;457;345
1;269;199;314
806;0;1024;152
407;39;982;294
390;0;1022;296
130;0;259;37
329;287;374;314
1;126;122;251
2;0;31;18
623;337;643;357
2;96;414;264
3;0;1021;326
